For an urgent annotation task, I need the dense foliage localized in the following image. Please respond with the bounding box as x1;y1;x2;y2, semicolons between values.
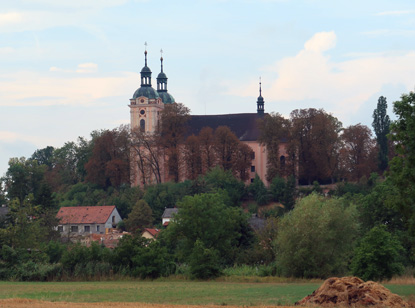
0;96;414;282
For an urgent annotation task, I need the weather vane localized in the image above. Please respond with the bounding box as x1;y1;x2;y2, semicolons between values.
144;41;147;52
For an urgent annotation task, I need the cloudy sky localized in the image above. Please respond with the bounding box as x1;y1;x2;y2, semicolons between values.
1;0;415;176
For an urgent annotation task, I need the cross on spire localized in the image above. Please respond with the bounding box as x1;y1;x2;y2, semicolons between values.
259;77;262;97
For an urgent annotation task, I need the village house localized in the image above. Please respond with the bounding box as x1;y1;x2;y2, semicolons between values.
161;207;179;226
56;205;122;236
142;228;160;240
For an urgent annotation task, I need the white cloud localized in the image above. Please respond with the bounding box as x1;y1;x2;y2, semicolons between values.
304;31;336;52
228;31;415;124
0;12;23;26
76;63;98;74
0;46;14;54
0;131;53;146
0;70;138;107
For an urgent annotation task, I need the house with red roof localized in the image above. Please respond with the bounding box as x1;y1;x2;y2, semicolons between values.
56;205;122;236
142;228;160;240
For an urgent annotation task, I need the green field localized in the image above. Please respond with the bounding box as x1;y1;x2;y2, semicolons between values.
0;280;414;306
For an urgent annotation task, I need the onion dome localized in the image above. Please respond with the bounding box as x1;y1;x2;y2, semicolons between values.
132;50;160;99
156;54;175;104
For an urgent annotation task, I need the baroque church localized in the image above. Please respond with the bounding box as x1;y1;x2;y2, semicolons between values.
129;50;288;186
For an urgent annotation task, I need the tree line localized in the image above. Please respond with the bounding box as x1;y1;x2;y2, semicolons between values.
0;93;414;281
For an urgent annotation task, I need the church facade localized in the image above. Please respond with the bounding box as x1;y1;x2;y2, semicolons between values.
129;51;287;186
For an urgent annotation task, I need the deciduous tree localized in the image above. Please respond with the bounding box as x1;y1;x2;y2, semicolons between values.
258;113;291;181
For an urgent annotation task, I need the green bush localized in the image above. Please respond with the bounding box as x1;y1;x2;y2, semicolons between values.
276;193;359;278
189;240;221;279
351;225;404;281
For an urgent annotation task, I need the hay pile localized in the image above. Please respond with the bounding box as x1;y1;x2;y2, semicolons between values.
296;276;409;307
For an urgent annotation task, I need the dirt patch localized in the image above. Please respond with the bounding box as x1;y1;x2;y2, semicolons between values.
296;276;409;307
0;299;295;308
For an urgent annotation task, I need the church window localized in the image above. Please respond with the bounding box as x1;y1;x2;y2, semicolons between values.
251;165;255;172
251;152;255;160
140;119;145;132
140;109;145;115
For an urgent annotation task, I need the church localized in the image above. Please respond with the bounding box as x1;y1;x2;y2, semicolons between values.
128;50;288;186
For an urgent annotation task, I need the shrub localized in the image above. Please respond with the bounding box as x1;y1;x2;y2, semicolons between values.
351;225;404;281
276;193;359;278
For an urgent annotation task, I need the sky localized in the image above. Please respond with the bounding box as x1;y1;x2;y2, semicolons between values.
1;0;415;177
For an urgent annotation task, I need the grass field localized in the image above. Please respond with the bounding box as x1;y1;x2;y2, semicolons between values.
0;279;414;307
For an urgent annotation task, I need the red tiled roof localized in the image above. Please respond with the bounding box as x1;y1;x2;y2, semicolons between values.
56;206;116;224
143;228;160;237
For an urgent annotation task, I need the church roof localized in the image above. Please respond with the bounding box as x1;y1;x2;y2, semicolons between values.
158;91;175;104
187;113;265;141
133;86;160;99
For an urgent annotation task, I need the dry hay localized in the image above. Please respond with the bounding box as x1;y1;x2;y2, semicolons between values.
0;299;294;308
296;276;409;307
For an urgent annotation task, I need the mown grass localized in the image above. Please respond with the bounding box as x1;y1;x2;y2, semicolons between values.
0;280;414;306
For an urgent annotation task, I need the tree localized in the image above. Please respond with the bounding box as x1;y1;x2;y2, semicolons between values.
160;103;190;182
131;128;164;185
30;146;55;169
184;135;202;180
276;193;359;278
2;157;46;204
290;109;342;184
124;200;153;233
372;96;390;173
233;143;254;182
213;126;240;172
85;126;131;189
340;124;377;181
389;91;415;261
249;174;269;205
269;176;285;203
202;167;246;207
164;192;247;270
351;225;404;281
258;112;291;181
198;127;216;173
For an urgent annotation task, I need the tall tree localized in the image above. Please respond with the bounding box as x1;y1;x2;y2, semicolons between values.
160;103;190;182
85;126;131;189
213;126;240;172
124;199;153;233
372;96;391;173
131;128;164;185
198;127;216;173
184;135;202;180
290;108;341;184
340;124;376;181
389;91;415;260
258;112;291;181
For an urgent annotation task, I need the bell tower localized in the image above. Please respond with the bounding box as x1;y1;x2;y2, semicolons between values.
129;43;164;134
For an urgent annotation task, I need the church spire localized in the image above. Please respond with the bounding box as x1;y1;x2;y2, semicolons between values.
140;42;152;87
157;49;168;92
257;77;265;115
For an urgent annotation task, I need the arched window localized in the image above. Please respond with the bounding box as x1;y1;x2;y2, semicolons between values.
140;119;145;132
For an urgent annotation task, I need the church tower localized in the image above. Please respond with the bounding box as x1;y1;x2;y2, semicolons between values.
157;51;175;104
257;78;265;115
129;47;164;134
